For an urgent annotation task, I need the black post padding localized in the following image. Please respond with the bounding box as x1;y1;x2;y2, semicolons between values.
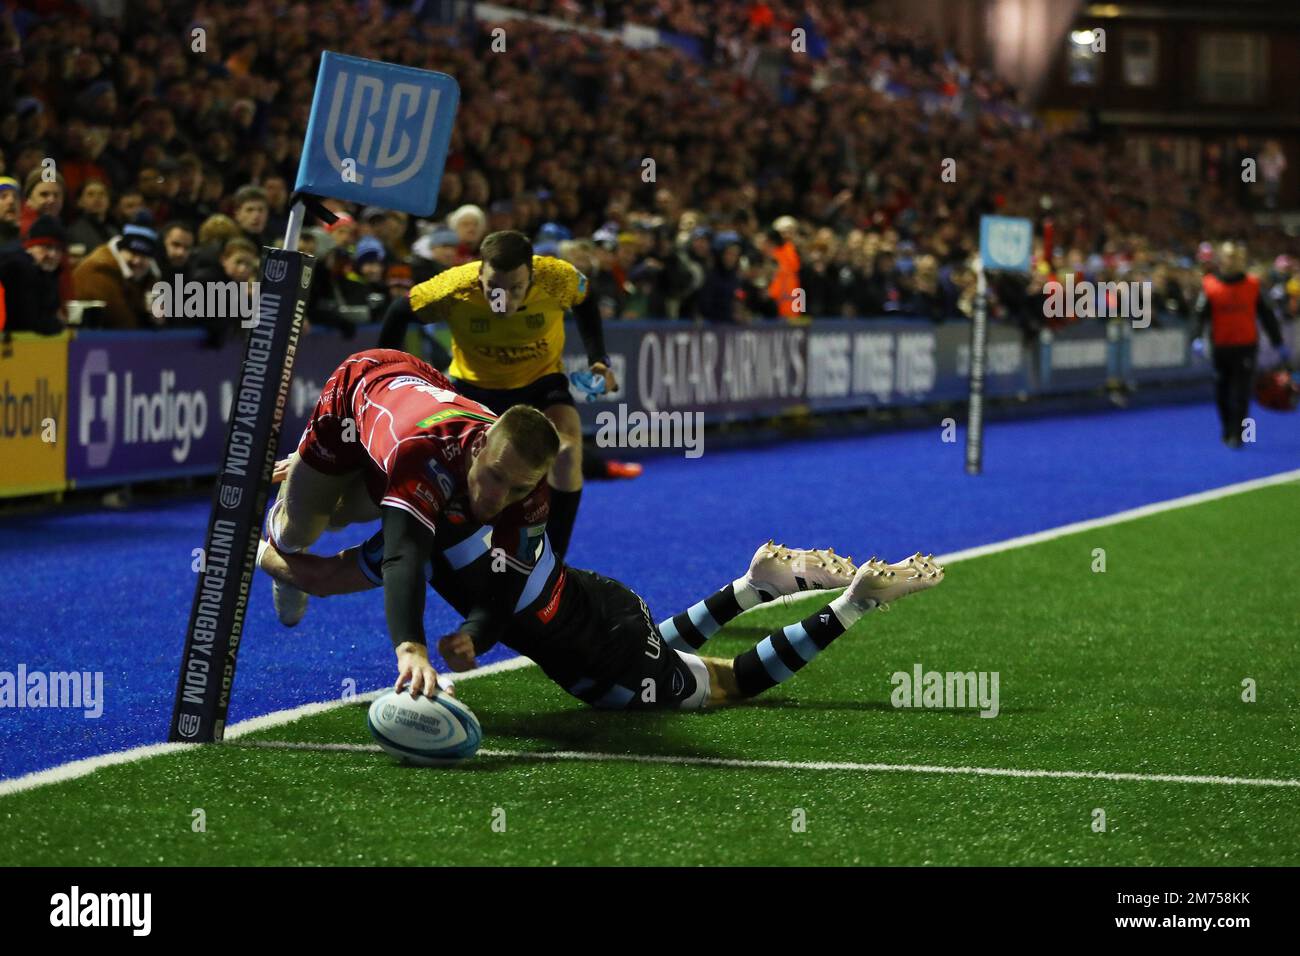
168;248;315;743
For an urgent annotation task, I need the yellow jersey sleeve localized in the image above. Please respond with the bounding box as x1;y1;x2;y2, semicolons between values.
531;256;588;309
408;261;480;321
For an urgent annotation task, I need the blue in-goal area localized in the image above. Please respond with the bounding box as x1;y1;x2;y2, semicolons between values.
1;400;1297;781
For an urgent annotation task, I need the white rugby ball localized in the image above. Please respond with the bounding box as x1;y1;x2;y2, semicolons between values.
367;690;482;765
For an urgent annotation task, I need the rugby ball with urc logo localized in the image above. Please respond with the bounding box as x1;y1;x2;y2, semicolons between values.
367;690;482;765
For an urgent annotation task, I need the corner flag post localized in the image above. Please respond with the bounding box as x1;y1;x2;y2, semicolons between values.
168;52;459;743
967;215;1033;477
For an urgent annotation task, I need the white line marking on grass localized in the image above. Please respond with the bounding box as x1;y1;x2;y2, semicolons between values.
232;741;1300;789
934;467;1300;566
4;467;1297;799
223;656;534;740
0;657;534;798
0;742;192;798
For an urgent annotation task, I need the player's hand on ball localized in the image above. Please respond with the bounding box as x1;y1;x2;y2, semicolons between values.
394;641;442;698
438;631;478;672
590;361;618;395
271;457;293;485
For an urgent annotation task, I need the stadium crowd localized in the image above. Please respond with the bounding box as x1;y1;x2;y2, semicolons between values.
2;0;1298;343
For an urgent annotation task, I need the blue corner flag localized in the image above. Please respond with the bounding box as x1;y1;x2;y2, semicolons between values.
979;215;1033;273
295;51;460;216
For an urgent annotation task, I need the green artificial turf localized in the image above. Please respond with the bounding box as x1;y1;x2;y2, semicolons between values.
3;482;1297;866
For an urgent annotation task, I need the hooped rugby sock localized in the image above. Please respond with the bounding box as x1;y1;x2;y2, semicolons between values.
732;595;871;697
658;578;763;653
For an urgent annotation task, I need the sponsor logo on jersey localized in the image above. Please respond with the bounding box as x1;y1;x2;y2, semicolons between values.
470;319;488;333
423;458;456;499
386;375;437;391
472;341;550;365
523;313;544;329
412;482;437;505
535;568;567;624
416;408;496;429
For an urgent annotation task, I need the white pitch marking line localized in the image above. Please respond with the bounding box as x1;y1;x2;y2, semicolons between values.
3;467;1298;799
0;657;533;799
231;741;1300;789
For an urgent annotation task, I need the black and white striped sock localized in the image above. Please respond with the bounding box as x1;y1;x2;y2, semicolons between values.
733;594;874;697
657;577;766;652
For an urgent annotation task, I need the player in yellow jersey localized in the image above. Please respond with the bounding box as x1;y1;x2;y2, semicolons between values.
382;230;616;557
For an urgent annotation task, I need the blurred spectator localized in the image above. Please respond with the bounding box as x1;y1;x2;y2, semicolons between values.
345;235;393;321
447;204;486;264
759;226;803;321
72;221;160;329
698;232;746;323
189;236;259;346
0;215;65;335
411;226;459;284
231;184;269;248
800;242;835;317
20;168;63;235
112;188;145;231
903;254;948;321
159;221;196;282
66;178;115;259
1259;140;1286;211
262;174;290;238
0;176;18;243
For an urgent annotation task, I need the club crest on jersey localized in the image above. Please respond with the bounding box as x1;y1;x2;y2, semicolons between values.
525;524;546;559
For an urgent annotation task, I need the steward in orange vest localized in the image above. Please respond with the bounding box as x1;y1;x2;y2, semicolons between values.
1193;243;1289;447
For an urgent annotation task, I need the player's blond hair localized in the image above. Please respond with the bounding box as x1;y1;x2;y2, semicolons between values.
488;405;560;470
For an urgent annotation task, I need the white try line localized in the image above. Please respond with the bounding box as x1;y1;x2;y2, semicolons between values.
3;466;1297;800
232;740;1300;790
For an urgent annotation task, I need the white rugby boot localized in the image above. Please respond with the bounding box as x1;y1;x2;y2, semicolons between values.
843;554;945;611
745;540;859;602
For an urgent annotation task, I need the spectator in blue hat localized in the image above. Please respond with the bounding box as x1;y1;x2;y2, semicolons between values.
72;217;160;329
535;221;572;246
343;235;392;321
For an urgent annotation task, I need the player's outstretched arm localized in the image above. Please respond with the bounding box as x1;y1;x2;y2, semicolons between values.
381;505;441;697
572;292;618;393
